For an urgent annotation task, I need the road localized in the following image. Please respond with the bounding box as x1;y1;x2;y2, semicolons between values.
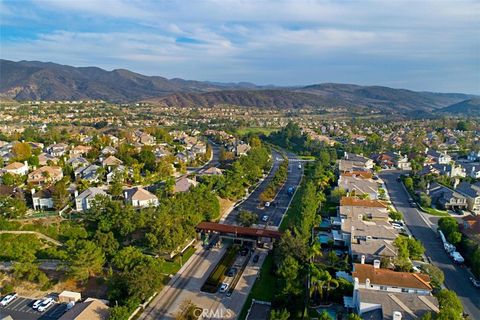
223;150;304;227
139;148;304;319
380;171;480;319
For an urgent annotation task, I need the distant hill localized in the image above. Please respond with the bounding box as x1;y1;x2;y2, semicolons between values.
439;98;480;116
0;59;476;115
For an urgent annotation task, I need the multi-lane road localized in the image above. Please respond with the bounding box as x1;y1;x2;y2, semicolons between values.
139;149;304;319
380;171;480;319
223;149;304;227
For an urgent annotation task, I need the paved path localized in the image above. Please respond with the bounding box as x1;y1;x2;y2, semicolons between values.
380;171;480;319
0;230;61;246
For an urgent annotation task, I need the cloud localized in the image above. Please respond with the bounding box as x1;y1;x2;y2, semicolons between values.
0;0;479;93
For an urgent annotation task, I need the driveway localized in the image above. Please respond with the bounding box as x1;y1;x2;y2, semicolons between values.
380;171;480;319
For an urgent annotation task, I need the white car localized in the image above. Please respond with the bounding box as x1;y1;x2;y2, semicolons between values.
32;299;45;309
0;293;17;306
262;215;269;222
265;201;270;207
37;298;54;312
298;164;302;169
219;283;229;293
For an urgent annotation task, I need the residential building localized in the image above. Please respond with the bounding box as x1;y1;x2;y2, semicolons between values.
2;161;29;175
427;182;468;211
124;187;159;208
27;166;63;185
352;263;432;295
353;289;439;320
174;176;198;193
32;187;55;210
456;182;480;214
46;143;69;157
38;153;59;166
75;187;107;212
426;149;451;165
102;155;123;169
338;174;380;199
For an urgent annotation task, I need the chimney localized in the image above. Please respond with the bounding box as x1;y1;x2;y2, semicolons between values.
453;178;460;190
361;255;366;264
74;190;78;198
24;160;28;167
344;151;348;159
365;278;370;288
124;190;128;200
393;311;402;320
373;260;381;269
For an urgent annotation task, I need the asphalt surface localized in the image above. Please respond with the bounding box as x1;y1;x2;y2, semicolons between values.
380;171;480;319
223;149;304;227
0;296;67;320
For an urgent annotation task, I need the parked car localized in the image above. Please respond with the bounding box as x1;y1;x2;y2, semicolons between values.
265;201;270;208
470;277;480;288
240;247;249;256
37;298;54;312
253;255;259;263
261;215;269;222
219;283;229;293
1;293;17;306
32;298;45;309
227;267;238;277
298;164;302;169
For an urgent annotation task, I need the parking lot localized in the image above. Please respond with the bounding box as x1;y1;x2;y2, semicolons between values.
0;296;67;320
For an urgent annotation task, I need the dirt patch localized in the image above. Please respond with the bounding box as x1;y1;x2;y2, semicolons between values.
218;197;234;220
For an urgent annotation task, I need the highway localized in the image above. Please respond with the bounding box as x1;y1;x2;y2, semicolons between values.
380;171;480;319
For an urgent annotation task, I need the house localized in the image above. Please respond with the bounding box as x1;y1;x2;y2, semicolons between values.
350;239;398;264
459;162;480;179
46;143;69;157
467;150;480;162
124;187;159;208
427;182;468;211
353;288;439;320
426;149;451;165
58;298;109;320
201;167;223;176
174;176;198;193
343;152;374;170
456;182;480;214
27;166;63;185
352;262;432;295
373;152;411;170
76;164;101;182
67;156;90;169
338;174;380;199
75;187;107;212
2;161;29;175
70;145;92;157
32;187;55;210
106;165;126;183
339;197;389;221
101;146;117;156
38;153;59;166
102;155;123;169
235;143;251;156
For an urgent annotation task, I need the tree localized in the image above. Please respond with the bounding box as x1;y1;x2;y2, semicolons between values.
270;308;290;320
404;177;414;192
389;210;403;221
0;196;27;218
419;192;431;208
12;142;32;162
436;289;463;315
94;231;119;259
347;314;362;320
318;310;333;320
66;239;105;282
238;210;258;227
421;264;444;288
52;180;69;210
109;172;124;199
277;255;301;295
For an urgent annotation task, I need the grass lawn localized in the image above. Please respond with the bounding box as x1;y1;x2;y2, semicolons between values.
238;253;276;320
279;182;304;231
160;246;196;275
202;245;239;293
420;206;449;217
237;127;278;136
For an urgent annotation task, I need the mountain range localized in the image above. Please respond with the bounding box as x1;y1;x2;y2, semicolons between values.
0;59;477;116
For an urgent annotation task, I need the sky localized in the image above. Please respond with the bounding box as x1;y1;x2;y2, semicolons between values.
1;0;479;94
